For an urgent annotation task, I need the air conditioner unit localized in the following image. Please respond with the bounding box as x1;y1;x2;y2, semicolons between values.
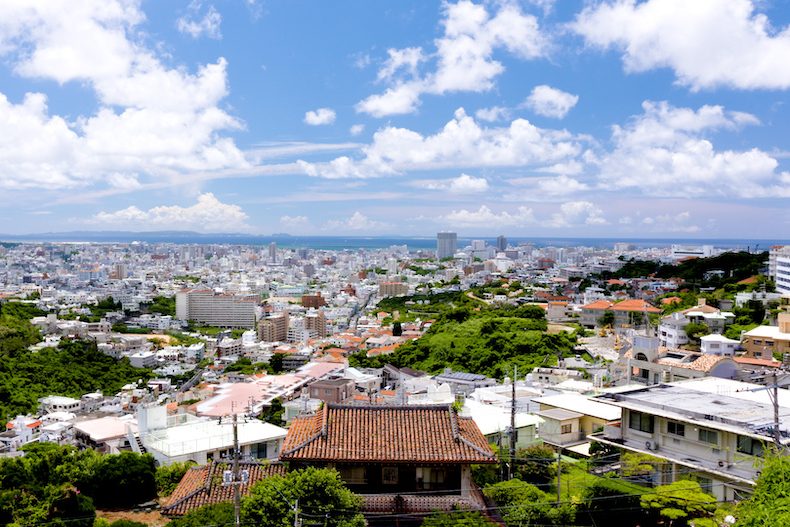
645;440;659;451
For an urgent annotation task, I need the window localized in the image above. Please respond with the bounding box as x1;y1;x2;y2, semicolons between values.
667;421;685;437
561;423;572;434
629;411;654;433
699;428;718;445
737;436;764;457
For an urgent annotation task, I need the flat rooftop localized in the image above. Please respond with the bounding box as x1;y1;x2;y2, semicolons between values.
598;382;790;442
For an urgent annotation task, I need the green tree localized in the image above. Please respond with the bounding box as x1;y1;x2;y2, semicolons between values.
684;322;710;342
598;310;615;327
81;452;157;508
640;480;716;527
392;321;402;336
168;503;234;527
241;467;365;527
484;479;576;526
582;478;644;527
43;484;95;527
736;454;790;526
259;397;284;425
269;353;285;373
513;444;557;485
156;461;195;497
422;511;494;526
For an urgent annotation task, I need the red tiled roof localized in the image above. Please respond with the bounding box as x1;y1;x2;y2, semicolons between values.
280;404;496;464
581;300;613;310
734;357;782;368
161;461;286;516
610;299;660;313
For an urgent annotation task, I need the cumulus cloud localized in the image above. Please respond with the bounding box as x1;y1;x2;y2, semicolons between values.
475;106;511;122
0;0;246;191
356;1;548;117
443;205;535;227
90;193;250;232
324;211;388;231
547;201;607;227
304;107;337;126
572;0;790;90
177;3;222;40
414;173;489;194
349;124;365;136
523;85;579;119
596;100;790;198
299;108;581;179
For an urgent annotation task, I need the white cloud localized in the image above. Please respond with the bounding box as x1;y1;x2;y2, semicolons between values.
304;107;336;126
572;0;790;90
355;82;423;117
177;3;222;40
300;108;581;179
279;215;310;230
640;211;700;233
415;173;489;194
536;175;589;195
596;100;790;198
524;85;579;119
324;211;387;231
90;193;250;232
475;106;510;122
443;205;535;227
547;201;607;227
0;0;246;191
349;124;365;136
377;47;425;82
357;1;548;117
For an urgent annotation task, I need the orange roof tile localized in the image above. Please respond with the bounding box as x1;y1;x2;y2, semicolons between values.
581;300;613;310
161;461;286;516
610;299;660;313
281;404;496;464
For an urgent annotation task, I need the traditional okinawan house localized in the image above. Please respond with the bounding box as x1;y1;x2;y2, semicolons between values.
279;404;497;519
161;461;286;517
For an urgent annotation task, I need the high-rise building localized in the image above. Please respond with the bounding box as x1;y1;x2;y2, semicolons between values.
770;245;790;294
268;242;277;263
436;232;457;259
258;311;290;342
304;309;327;338
496;235;507;252
175;289;258;328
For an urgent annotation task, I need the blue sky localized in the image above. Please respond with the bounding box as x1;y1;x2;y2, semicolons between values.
1;0;789;238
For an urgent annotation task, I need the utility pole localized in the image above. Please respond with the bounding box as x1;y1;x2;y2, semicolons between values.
556;446;562;503
772;371;781;448
508;365;517;479
232;412;241;527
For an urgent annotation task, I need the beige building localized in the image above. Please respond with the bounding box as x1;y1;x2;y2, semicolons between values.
304;309;327;338
741;312;790;359
378;281;409;297
175;289;258;328
258;311;289;342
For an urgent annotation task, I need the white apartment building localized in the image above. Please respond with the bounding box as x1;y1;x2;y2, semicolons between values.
175;289;258;328
590;378;790;502
137;405;287;466
770;245;790;295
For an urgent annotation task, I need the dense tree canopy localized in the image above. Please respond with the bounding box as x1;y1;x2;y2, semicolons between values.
0;338;151;419
0;444;156;526
352;294;575;378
